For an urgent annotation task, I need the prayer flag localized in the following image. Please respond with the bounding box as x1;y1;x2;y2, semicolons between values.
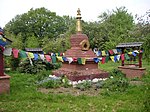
39;54;45;61
67;57;73;64
19;50;27;59
12;48;19;58
33;53;39;60
102;51;106;56
45;55;51;62
51;56;57;63
101;57;106;64
57;56;64;62
109;50;114;55
3;48;12;56
110;56;115;62
93;58;100;63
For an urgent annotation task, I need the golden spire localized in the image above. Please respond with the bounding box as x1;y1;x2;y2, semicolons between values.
76;8;82;33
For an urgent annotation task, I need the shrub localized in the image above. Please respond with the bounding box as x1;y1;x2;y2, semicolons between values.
110;69;125;78
52;62;62;69
95;80;104;89
102;69;129;93
45;62;62;70
18;59;46;74
76;81;92;91
61;75;71;88
142;72;150;111
4;56;20;70
36;70;51;81
40;79;61;88
38;76;62;88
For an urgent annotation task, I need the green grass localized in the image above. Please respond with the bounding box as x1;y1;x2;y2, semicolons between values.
0;60;150;112
100;59;150;72
99;61;120;72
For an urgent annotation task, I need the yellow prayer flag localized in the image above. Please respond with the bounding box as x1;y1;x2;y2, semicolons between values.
128;52;132;55
102;51;106;56
57;56;64;62
81;58;86;65
55;53;58;56
110;56;115;62
27;52;34;59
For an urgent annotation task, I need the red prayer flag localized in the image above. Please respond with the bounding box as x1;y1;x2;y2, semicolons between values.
101;57;106;64
73;57;77;62
12;48;19;58
45;55;51;62
109;50;114;55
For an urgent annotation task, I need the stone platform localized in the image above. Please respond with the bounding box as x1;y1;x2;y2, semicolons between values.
118;65;146;79
52;60;109;81
0;74;10;94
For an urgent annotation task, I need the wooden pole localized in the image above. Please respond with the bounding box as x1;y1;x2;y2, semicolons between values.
139;52;142;68
121;48;125;66
0;51;4;76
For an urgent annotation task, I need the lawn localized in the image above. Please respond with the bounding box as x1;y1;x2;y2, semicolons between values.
0;61;149;112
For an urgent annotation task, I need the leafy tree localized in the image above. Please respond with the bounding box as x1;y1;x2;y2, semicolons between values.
25;34;40;48
43;16;76;52
5;32;24;49
83;21;109;50
43;35;68;53
134;10;150;63
97;7;134;50
4;7;69;48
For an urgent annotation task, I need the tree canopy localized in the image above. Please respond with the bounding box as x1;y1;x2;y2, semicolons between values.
4;7;150;62
5;7;74;49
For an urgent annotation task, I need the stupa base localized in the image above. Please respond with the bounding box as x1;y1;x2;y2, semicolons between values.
52;68;109;81
0;74;10;94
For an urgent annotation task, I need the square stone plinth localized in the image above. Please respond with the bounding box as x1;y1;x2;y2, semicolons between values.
0;74;11;94
118;66;146;79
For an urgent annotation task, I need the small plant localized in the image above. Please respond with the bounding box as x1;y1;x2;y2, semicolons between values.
142;73;150;111
95;80;104;89
110;69;125;78
38;77;61;89
4;56;20;70
45;62;61;70
52;62;62;69
61;75;71;88
42;80;61;88
36;70;51;81
76;81;92;91
102;69;129;93
131;77;140;81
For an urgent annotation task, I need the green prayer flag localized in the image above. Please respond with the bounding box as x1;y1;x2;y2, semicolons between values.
77;58;82;64
51;56;56;63
105;56;109;63
19;50;27;59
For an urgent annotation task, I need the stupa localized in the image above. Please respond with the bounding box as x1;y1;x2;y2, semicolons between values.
52;8;109;81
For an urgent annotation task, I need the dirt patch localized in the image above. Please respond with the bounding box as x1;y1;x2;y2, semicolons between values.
130;81;144;85
38;86;101;96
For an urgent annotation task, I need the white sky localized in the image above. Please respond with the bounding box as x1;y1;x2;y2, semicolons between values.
0;0;150;28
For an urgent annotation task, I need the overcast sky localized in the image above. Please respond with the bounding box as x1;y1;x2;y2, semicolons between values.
0;0;149;28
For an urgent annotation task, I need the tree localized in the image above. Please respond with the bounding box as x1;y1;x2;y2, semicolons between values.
25;34;40;48
4;7;70;49
97;7;135;50
135;10;150;63
83;21;109;50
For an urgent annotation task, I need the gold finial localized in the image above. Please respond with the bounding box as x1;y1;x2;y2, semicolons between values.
76;8;82;33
